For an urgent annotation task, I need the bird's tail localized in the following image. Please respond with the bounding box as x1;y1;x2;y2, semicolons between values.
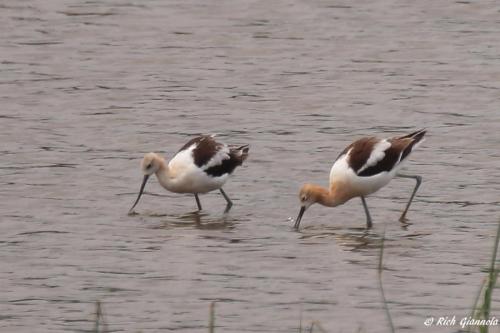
231;144;250;164
399;129;426;161
399;129;426;143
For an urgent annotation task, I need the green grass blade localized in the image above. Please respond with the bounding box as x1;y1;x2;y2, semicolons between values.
378;231;395;333
93;300;107;333
469;219;500;333
209;302;215;333
468;277;487;332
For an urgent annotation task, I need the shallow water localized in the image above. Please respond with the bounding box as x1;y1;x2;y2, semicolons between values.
1;0;500;332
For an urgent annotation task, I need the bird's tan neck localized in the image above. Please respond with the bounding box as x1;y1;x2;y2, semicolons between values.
329;180;358;206
310;181;355;207
154;157;171;187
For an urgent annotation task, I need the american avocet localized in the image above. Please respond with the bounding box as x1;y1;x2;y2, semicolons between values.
129;135;249;214
294;129;426;230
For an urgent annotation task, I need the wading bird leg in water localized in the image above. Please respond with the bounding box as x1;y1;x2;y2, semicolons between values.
396;174;422;221
219;188;233;213
360;196;373;229
194;193;202;211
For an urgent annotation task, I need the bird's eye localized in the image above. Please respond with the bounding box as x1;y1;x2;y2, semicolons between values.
301;196;308;201
146;163;152;169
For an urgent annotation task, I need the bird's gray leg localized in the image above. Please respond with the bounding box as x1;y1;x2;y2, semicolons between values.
396;173;422;221
194;193;202;211
360;196;373;229
219;188;233;213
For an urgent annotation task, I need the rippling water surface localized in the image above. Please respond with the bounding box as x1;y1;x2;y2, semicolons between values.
1;1;500;332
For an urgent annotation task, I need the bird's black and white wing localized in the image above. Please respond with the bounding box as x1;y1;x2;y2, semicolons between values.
335;129;426;177
171;135;249;177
